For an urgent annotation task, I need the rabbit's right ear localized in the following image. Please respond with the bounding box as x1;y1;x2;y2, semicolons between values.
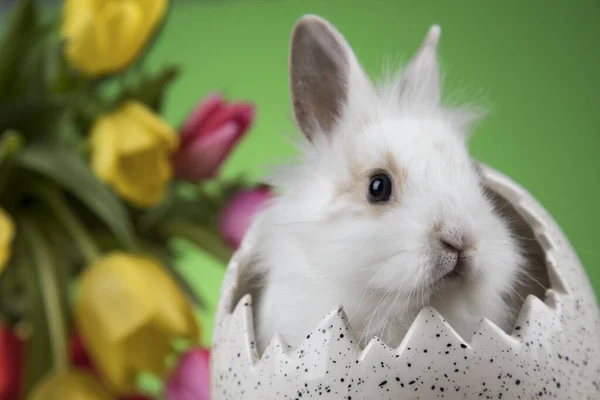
289;15;374;142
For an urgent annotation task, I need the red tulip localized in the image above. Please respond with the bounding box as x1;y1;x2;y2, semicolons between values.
68;332;95;373
0;324;24;400
173;93;255;181
164;348;210;400
218;185;273;249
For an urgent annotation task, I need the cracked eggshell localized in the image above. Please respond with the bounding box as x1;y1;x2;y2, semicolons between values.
210;165;600;399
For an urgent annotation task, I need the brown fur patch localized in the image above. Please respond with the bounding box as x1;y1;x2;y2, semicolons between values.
335;150;405;216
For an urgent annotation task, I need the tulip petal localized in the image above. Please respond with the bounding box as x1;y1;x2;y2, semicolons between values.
60;0;96;39
75;255;154;392
172;121;240;181
64;13;109;76
101;1;144;73
0;325;23;399
146;0;169;34
76;254;155;343
0;207;15;274
218;186;273;248
201;102;255;138
61;0;167;76
164;349;210;400
90;118;119;184
76;252;200;394
123;102;178;151
28;370;114;400
90;102;176;209
179;93;224;147
123;323;174;378
174;96;255;182
141;258;200;341
111;148;169;208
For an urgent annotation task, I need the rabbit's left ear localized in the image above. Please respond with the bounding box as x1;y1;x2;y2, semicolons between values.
289;15;375;142
398;25;442;107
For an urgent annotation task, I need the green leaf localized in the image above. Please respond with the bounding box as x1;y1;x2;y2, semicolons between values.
138;178;254;236
54;107;82;148
0;129;24;198
0;0;39;98
35;208;85;272
20;217;69;373
10;30;46;98
117;65;180;111
18;217;67;394
136;182;217;233
205;176;254;205
14;144;138;250
35;184;101;265
21;291;54;398
138;192;219;233
35;212;78;329
37;13;65;90
0;129;24;163
137;183;179;232
45;39;72;94
160;218;233;264
0;236;31;323
0;96;69;140
9;18;62;98
140;239;206;310
45;39;69;92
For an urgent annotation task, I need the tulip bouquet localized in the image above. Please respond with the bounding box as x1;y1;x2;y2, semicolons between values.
0;1;272;399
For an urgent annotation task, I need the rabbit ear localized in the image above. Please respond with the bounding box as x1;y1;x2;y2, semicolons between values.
289;15;374;142
398;25;442;107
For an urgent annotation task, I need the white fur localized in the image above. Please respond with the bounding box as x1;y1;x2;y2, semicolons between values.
251;16;524;353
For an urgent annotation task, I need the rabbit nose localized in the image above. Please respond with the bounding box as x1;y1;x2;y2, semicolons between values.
440;236;465;256
438;236;462;271
435;231;475;277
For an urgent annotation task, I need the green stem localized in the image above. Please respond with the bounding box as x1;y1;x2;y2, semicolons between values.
198;190;223;210
135;371;164;400
38;186;101;264
162;219;233;264
0;130;23;197
20;217;68;373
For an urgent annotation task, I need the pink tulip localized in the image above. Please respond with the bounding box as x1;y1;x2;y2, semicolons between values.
164;348;210;400
173;93;255;181
218;185;273;249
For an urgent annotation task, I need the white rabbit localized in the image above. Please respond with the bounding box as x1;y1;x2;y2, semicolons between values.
248;15;529;354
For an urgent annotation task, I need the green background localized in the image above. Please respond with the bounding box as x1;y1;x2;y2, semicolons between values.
146;0;600;346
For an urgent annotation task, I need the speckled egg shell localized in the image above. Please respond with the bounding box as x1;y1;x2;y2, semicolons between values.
210;165;600;399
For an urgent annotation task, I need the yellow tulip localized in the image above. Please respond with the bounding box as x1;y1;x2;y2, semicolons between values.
0;207;15;275
61;0;167;76
74;252;200;395
90;101;178;209
27;369;114;400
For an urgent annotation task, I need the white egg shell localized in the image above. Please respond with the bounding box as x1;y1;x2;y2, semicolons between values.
210;165;600;399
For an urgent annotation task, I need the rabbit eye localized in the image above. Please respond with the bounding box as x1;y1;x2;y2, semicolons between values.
368;173;393;203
